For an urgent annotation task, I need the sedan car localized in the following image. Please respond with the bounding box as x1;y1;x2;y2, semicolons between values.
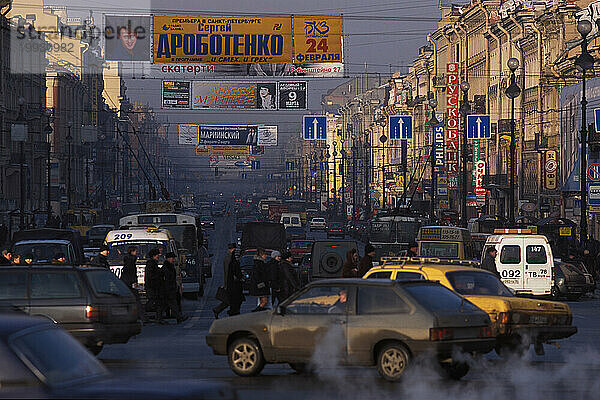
326;223;346;239
206;279;494;381
309;217;326;231
0;314;237;399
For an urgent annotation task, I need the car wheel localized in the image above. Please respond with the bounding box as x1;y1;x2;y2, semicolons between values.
228;338;265;377
377;343;410;381
88;344;103;356
438;361;470;380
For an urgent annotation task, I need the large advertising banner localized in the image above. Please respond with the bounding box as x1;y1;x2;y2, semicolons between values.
209;154;254;169
257;126;278;146
278;81;307;109
153;16;293;64
198;125;258;145
446;62;459;190
163;81;191;108
191;81;276;109
293;16;343;64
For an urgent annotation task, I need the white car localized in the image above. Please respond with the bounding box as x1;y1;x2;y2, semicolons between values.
309;217;326;231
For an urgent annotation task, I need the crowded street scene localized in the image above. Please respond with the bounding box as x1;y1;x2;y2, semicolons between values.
1;0;600;399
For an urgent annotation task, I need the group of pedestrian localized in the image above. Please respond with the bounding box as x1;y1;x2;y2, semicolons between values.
0;249;66;266
342;244;376;278
144;248;188;324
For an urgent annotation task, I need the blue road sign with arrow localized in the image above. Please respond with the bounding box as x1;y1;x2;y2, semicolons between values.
389;115;412;139
251;160;261;170
595;109;600;133
467;115;491;139
303;115;327;140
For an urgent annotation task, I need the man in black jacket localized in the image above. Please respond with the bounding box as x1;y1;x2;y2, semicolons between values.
121;247;138;289
0;249;12;265
145;248;163;323
250;248;270;312
161;252;186;324
276;251;300;305
481;247;500;278
94;245;110;269
213;243;236;319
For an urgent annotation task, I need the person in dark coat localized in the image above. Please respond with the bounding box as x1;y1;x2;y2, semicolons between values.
268;250;282;306
276;251;300;304
342;249;359;278
161;252;186;324
250;248;270;312
0;249;12;266
93;245;110;269
213;243;236;319
225;249;245;316
406;241;418;258
358;244;376;277
481;247;499;277
145;248;164;322
121;246;138;289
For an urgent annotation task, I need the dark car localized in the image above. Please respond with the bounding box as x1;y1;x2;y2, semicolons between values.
553;261;588;300
0;265;141;355
207;279;494;381
327;223;346;239
311;241;358;280
200;216;215;230
0;314;236;399
286;226;306;242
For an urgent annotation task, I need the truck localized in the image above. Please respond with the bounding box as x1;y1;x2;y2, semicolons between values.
241;222;287;254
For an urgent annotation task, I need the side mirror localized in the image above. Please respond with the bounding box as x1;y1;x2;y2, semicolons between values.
276;305;286;316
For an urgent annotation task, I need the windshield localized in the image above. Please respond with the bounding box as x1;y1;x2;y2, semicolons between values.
107;240;168;264
11;327;108;387
87;226;112;237
13;243;70;264
446;270;513;297
159;225;197;252
420;242;459;258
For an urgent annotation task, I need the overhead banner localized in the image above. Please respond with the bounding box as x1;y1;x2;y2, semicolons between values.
293;16;343;64
210;145;252;155
153;16;293;63
258;125;278;146
162;81;191;108
278;81;307;109
192;81;276;109
178;124;199;145
209;154;254;169
198;125;258;145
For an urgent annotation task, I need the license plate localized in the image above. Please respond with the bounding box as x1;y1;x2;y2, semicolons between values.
112;306;128;316
531;315;548;324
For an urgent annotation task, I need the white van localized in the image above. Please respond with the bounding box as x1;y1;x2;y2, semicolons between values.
280;213;302;229
483;229;554;296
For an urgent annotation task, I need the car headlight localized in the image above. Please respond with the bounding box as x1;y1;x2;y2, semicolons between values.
511;313;530;324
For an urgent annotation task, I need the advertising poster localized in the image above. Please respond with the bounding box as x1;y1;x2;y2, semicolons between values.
293;16;343;64
278;81;307;109
178;124;198;145
153;16;293;64
162;81;191;108
104;15;152;62
191;81;276;109
198;125;258;146
257;126;278;146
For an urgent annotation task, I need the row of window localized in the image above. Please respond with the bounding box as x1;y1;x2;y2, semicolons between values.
499;245;547;265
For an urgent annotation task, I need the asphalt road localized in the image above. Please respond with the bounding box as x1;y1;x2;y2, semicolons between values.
100;215;600;400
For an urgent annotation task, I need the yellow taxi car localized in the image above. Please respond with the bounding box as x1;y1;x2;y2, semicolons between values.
363;257;577;355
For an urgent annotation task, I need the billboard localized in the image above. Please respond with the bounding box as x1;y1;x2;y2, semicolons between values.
191;81;276;109
293;16;343;64
153;16;293;64
163;81;191;108
198;125;258;146
209;154;254;168
258;126;278;146
105;15;152;61
178;124;198;145
210;145;251;155
278;81;307;109
446;63;459;190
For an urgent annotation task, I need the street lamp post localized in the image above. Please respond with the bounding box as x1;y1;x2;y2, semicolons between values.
352;138;357;220
45;116;53;221
16;97;26;230
66;123;73;211
380;132;388;211
333;141;338;217
429;98;440;223
364;130;371;218
505;57;521;226
459;81;471;228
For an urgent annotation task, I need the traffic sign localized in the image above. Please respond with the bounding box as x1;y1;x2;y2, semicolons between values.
588;163;600;181
467;115;491;139
303;115;327;140
389;115;413;139
251;160;261;170
589;184;600;205
474;187;487;196
595;109;600;133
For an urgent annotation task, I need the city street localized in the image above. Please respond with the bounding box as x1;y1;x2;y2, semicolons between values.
99;216;600;400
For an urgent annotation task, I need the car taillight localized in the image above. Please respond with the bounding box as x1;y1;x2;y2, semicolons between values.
86;306;106;319
498;312;511;324
479;326;493;338
429;327;454;341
